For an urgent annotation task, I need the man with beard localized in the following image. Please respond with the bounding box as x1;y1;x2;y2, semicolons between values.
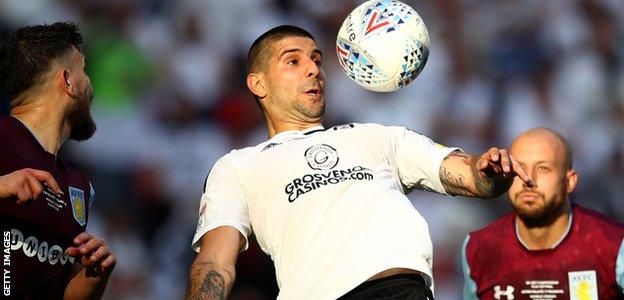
186;25;533;300
0;22;116;298
461;128;624;300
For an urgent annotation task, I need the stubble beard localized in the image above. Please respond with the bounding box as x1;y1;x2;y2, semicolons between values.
270;82;325;121
512;188;567;227
67;87;97;141
293;98;324;120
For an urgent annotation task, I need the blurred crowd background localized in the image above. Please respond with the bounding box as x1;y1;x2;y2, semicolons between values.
1;0;623;299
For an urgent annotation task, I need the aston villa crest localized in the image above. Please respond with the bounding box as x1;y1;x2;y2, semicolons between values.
69;186;86;226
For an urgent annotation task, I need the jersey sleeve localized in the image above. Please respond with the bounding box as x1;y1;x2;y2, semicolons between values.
616;237;624;293
389;126;459;194
461;235;479;300
191;155;251;253
88;181;95;208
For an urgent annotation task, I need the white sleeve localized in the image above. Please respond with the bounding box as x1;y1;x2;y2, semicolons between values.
389;126;459;194
191;155;251;253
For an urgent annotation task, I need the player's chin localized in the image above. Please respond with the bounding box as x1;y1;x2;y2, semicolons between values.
513;201;546;218
299;96;324;115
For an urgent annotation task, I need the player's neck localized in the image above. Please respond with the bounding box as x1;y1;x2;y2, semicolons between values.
264;113;322;138
10;96;69;155
515;205;572;250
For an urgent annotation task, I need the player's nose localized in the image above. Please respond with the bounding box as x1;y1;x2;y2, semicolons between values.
307;59;320;78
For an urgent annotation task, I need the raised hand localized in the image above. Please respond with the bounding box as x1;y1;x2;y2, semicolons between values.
0;168;63;204
476;147;533;186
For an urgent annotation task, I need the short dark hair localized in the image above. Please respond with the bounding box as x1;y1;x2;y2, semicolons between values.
247;25;315;75
0;21;84;102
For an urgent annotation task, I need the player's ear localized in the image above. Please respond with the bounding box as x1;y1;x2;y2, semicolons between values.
61;68;80;99
247;73;267;99
565;169;578;194
61;69;74;95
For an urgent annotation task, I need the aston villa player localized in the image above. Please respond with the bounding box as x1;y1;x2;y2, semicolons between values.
0;22;115;298
462;128;624;300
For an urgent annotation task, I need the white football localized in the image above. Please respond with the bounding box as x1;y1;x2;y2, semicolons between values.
336;0;430;92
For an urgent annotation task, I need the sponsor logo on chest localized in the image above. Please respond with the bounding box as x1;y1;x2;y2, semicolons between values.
284;144;374;202
9;229;75;266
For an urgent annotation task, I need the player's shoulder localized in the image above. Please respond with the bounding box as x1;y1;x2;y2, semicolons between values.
574;204;624;234
320;122;384;132
468;211;516;242
340;122;413;135
216;141;272;167
348;122;397;130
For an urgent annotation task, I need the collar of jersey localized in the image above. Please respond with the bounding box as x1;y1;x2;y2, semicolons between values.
271;125;325;140
11;116;57;159
515;210;573;251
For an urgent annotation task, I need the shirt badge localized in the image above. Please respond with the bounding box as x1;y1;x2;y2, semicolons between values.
69;186;86;226
568;270;598;300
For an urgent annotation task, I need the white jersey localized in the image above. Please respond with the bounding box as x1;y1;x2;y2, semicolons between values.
192;123;457;299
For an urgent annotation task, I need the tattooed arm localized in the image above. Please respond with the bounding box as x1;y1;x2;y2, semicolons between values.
186;226;245;300
439;148;533;199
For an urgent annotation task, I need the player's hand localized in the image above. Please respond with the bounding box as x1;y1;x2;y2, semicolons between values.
476;147;534;187
0;168;63;204
66;232;116;277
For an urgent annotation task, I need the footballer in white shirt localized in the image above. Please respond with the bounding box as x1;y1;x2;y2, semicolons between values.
185;25;533;300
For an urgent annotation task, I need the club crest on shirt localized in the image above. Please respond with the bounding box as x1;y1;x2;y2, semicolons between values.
304;144;339;170
69;186;86;226
568;270;598;300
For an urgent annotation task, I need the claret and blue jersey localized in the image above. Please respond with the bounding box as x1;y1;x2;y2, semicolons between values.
0;116;94;298
462;204;624;300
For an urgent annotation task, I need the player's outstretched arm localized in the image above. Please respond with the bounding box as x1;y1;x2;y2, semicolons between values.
0;168;63;204
439;148;533;199
186;226;245;300
63;232;116;300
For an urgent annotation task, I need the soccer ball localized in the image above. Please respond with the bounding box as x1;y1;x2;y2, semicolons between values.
336;0;430;92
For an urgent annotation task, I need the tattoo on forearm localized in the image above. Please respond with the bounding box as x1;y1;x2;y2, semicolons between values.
440;152;476;197
187;270;226;300
440;166;475;197
469;156;512;199
443;151;472;162
441;151;513;198
201;271;225;299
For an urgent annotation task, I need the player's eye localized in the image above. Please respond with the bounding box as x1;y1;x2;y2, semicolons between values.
313;59;322;66
537;166;550;172
287;59;299;65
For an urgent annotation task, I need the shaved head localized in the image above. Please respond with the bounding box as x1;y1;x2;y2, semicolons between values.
508;127;577;228
511;128;573;170
247;25;316;75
